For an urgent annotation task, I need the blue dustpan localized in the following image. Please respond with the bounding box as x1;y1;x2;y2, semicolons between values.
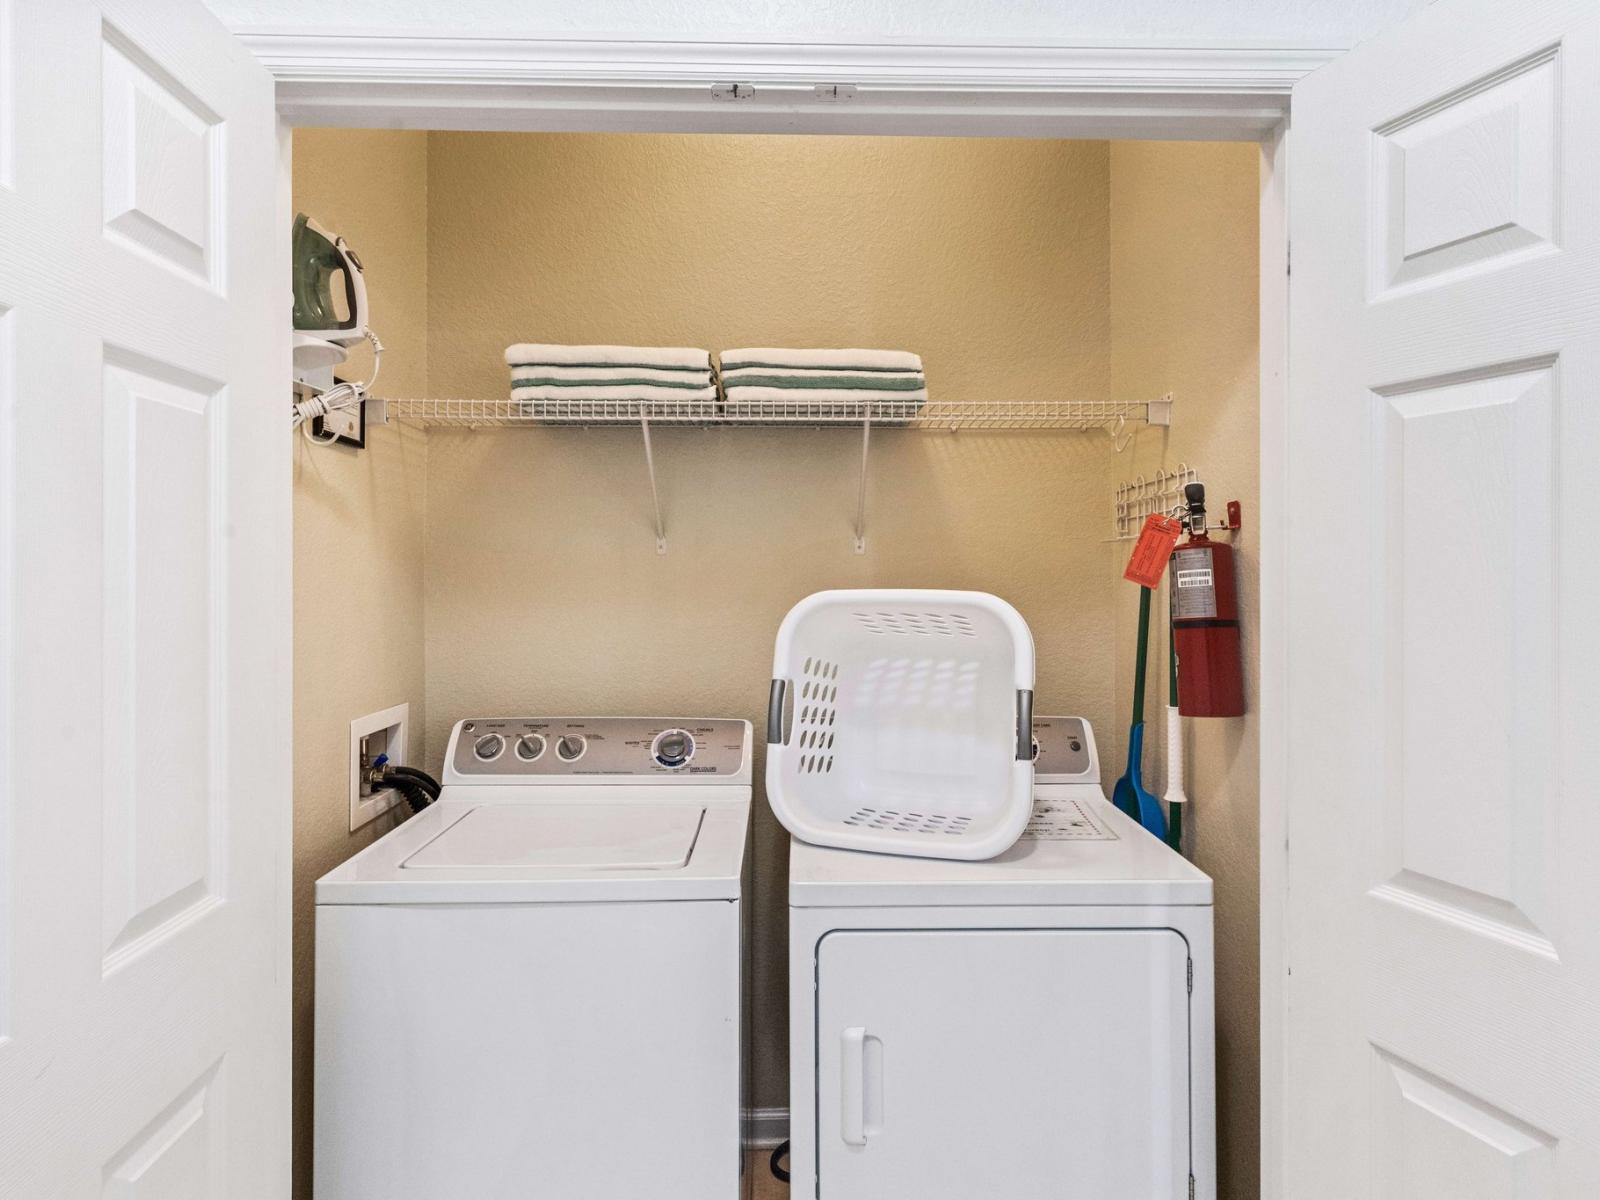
1112;586;1168;840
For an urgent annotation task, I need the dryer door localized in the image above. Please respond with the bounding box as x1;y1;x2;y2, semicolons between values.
815;928;1191;1199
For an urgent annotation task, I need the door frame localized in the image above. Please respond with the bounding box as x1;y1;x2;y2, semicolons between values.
248;30;1299;1199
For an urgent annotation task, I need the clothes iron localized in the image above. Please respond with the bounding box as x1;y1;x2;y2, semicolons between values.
292;213;368;347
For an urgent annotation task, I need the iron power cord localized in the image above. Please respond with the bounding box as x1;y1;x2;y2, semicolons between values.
292;327;385;443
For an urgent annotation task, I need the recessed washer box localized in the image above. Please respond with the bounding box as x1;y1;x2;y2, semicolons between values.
348;702;409;831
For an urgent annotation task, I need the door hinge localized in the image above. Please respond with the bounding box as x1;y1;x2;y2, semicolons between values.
711;81;755;101
1187;957;1193;994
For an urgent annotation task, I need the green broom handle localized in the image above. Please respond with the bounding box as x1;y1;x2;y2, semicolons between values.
1132;585;1152;723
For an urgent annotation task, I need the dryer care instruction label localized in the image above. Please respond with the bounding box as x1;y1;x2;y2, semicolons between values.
1022;798;1118;841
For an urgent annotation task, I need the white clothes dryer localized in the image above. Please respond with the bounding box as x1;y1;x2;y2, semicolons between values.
315;717;752;1200
787;716;1215;1200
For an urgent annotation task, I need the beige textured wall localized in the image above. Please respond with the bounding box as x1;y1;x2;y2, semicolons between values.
290;128;430;1200
422;133;1117;1109
1109;140;1261;1200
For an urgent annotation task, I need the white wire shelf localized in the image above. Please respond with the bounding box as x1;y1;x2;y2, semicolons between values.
379;395;1172;432
373;393;1173;556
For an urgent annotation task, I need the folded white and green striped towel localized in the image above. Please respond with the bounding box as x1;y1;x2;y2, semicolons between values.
721;384;927;407
721;368;925;391
720;348;926;419
510;363;714;387
505;344;713;372
505;344;717;411
511;383;718;404
719;347;921;373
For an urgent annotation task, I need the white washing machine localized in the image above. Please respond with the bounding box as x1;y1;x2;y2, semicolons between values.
787;716;1215;1200
315;717;752;1200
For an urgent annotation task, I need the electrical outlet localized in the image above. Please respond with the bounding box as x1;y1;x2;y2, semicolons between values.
349;703;410;831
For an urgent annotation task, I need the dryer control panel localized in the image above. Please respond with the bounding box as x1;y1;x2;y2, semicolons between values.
446;717;750;781
1030;715;1098;783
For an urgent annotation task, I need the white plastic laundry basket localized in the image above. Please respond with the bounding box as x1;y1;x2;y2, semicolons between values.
765;589;1035;860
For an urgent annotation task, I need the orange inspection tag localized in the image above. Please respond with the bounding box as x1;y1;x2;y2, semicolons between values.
1123;514;1181;587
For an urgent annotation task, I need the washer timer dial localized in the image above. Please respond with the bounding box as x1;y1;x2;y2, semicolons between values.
555;734;587;762
651;728;696;769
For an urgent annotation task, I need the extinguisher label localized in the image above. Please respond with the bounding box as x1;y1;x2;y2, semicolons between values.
1171;547;1218;619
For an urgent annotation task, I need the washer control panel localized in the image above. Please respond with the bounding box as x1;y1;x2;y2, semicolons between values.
449;717;748;779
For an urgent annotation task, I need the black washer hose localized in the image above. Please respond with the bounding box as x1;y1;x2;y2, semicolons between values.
373;765;441;814
770;1140;790;1183
384;774;433;815
388;764;442;801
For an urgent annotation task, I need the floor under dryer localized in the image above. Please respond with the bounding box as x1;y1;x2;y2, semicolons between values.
787;716;1214;1200
315;717;752;1200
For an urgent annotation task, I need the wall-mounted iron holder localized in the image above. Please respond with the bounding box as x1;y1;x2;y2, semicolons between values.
383;394;1174;554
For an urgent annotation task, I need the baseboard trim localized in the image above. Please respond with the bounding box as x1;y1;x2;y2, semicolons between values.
743;1106;790;1149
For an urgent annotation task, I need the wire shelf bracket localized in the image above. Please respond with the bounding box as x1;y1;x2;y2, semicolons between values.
639;414;668;554
853;414;872;555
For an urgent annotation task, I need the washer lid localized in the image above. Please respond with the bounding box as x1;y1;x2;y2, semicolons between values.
316;794;748;904
401;804;704;870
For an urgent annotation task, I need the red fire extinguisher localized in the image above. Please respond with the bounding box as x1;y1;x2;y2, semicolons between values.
1171;483;1245;717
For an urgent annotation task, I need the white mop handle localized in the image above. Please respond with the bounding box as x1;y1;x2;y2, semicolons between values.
1163;705;1188;806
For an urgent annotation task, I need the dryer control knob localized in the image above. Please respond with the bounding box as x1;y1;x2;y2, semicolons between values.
555;734;587;762
652;728;695;769
473;732;505;761
514;733;546;762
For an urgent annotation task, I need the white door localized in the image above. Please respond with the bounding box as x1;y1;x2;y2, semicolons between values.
1286;0;1600;1195
0;1;288;1196
816;929;1191;1199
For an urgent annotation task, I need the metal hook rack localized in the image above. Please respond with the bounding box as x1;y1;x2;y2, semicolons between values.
382;394;1174;553
1113;463;1200;541
1113;465;1243;542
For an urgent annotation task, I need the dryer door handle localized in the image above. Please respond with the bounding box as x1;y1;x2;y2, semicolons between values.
840;1026;883;1147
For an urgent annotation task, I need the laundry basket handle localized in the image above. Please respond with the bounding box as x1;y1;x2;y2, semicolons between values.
767;678;789;745
1016;689;1034;761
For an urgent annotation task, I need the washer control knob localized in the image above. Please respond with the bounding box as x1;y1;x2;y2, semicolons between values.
514;733;546;762
473;732;505;761
652;728;695;769
555;734;587;762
